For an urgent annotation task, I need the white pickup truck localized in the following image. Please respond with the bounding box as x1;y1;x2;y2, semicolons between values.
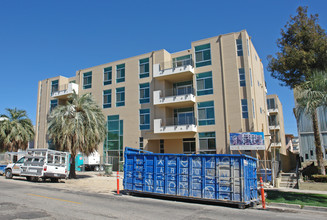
5;149;68;182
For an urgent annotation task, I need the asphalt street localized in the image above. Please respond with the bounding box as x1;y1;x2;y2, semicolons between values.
0;177;326;220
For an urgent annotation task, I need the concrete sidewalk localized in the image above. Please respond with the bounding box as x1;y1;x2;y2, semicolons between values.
265;187;327;195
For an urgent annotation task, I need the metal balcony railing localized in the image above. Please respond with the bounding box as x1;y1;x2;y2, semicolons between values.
162;116;197;126
161;87;195;97
158;59;194;71
51;84;69;95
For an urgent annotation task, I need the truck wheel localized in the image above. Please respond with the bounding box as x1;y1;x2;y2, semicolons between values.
50;178;59;183
100;165;104;171
94;166;100;171
5;169;12;179
26;176;32;181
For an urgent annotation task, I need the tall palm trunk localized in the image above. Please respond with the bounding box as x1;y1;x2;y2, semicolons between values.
69;152;77;179
312;110;326;175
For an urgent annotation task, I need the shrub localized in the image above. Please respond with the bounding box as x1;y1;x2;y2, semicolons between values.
311;175;327;182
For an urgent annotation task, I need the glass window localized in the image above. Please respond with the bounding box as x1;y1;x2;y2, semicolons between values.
247;39;250;56
196;71;213;96
241;99;248;118
50;99;58;112
249;68;252;87
139;109;150;130
198;101;215;126
104;115;123;169
69;80;76;84
173;55;192;68
116;64;125;83
139;137;144;150
51;80;58;94
116;87;125;107
139;58;149;78
139;83;150;104
173;81;193;96
252;99;255;119
267;98;276;109
236;39;243;56
195;43;211;67
103;89;112;108
183;138;195;154
83;71;92;89
199;132;216;154
104;67;112;85
239;68;246;87
160;140;164;153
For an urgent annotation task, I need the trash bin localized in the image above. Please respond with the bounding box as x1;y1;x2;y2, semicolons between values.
104;164;112;175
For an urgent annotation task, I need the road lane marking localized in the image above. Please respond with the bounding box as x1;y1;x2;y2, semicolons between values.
27;193;81;204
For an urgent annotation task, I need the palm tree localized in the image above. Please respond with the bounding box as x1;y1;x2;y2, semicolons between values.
295;71;327;175
47;92;107;179
0;108;34;152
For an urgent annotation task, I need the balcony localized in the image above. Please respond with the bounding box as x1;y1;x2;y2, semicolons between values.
153;59;194;81
267;104;278;114
271;142;282;148
51;83;78;98
153;88;195;108
154;117;197;134
269;123;280;130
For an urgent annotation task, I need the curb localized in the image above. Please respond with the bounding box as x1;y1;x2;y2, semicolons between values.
302;205;327;212
268;203;301;209
267;203;327;212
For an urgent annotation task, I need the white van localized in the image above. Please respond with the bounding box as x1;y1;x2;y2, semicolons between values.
5;149;68;182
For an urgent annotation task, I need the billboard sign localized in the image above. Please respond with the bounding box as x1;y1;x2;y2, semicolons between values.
230;132;265;150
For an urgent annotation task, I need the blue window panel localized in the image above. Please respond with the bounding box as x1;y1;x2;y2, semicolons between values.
103;89;112;108
198;101;215;126
199;132;216;154
116;63;125;83
236;39;243;56
139;58;149;78
139;83;150;104
195;44;211;68
116;87;125;107
104;67;112;85
241;99;248;119
140;109;150;130
83;71;92;89
239;68;246;87
51;80;59;94
50;99;58;112
196;72;213;96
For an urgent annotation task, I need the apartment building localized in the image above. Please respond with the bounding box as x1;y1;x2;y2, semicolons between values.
35;30;270;170
296;106;327;166
266;95;289;171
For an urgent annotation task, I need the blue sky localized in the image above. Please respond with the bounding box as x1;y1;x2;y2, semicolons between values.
0;0;326;135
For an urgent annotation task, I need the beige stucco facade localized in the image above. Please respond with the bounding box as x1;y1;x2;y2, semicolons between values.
35;30;273;168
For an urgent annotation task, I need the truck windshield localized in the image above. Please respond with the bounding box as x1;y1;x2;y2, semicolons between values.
16;157;25;164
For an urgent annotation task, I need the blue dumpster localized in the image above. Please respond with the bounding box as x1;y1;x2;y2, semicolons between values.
123;147;258;207
0;165;6;175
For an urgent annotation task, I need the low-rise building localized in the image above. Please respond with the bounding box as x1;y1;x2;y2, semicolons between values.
35;30;271;170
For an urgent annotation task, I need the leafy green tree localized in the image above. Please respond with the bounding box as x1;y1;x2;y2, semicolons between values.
47;93;107;179
0;108;34;152
268;6;327;88
295;71;327;175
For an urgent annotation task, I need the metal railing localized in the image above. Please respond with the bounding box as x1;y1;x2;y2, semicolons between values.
161;87;195;97
267;104;278;110
268;121;280;127
158;58;193;71
51;84;69;95
162;116;197;126
257;160;280;184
